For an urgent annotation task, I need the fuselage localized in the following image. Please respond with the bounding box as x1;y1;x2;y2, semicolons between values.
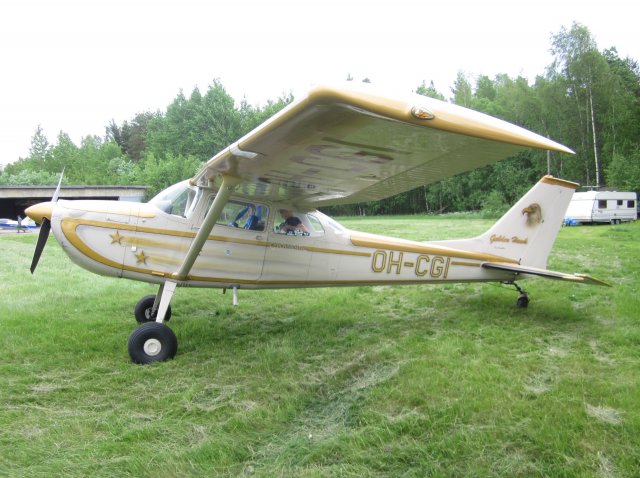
43;182;515;289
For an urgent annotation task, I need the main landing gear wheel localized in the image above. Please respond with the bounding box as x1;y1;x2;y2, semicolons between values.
128;322;178;364
134;294;171;323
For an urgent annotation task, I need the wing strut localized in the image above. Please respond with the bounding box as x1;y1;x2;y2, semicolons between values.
152;175;240;323
174;175;240;281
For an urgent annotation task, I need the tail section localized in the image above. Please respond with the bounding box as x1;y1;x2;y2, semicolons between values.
478;176;578;268
432;176;610;288
434;176;578;268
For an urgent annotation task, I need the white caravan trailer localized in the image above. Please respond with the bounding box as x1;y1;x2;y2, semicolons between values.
564;191;637;224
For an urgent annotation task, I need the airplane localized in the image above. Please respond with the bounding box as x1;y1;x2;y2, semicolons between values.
24;84;609;364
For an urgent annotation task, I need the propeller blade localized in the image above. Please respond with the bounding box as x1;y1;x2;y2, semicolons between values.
27;169;63;274
30;217;51;274
52;168;65;203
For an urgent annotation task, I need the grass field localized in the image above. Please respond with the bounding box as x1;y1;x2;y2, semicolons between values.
1;216;639;477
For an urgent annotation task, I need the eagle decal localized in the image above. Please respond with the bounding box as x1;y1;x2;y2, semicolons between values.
522;203;542;226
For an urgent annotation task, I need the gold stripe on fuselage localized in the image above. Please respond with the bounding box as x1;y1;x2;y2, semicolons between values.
350;234;517;264
60;218;372;279
61;217;509;285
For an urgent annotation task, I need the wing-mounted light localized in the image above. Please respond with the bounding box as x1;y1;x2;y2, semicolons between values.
230;144;259;159
411;106;435;120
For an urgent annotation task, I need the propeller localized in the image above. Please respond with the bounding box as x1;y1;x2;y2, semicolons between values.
30;216;51;273
25;169;64;274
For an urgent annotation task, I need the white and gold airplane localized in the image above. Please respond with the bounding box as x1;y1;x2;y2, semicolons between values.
25;84;608;364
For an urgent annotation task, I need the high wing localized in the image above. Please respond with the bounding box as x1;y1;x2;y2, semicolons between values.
192;84;573;209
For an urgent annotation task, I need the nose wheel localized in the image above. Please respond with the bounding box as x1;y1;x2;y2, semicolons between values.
128;322;178;364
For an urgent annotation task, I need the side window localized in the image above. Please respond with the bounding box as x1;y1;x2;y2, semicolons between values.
598;200;607;209
627;200;635;208
213;200;268;231
617;199;623;206
275;209;320;236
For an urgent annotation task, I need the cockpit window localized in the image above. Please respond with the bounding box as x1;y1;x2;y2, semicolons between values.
275;210;324;236
215;200;268;232
149;180;198;218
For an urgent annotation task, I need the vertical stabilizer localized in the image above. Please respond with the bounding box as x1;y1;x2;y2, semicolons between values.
432;176;578;268
478;176;578;268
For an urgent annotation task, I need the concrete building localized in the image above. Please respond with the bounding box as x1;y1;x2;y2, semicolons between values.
0;185;148;219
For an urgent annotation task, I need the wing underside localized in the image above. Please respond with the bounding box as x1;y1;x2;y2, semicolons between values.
192;84;573;209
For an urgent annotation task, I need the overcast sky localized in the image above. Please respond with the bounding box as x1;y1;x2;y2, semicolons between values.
0;0;637;167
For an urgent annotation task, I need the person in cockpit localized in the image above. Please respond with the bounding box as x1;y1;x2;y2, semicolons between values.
278;209;309;235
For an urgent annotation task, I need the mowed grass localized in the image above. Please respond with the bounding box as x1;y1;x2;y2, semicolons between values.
1;216;639;477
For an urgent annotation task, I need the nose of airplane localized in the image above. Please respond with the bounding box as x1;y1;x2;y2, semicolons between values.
25;202;54;224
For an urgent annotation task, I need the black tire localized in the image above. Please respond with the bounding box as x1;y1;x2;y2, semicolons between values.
134;295;171;323
128;322;178;364
516;295;529;308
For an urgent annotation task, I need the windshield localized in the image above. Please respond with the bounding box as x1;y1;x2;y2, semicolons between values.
149;180;199;217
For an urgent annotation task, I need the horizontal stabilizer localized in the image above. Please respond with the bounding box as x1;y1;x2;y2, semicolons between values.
482;262;610;287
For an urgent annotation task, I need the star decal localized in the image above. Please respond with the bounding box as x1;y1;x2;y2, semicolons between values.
110;231;124;245
135;250;148;265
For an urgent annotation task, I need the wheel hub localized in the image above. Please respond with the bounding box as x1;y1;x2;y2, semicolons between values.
143;338;162;356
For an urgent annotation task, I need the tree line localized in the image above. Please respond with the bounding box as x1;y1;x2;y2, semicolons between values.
2;23;639;216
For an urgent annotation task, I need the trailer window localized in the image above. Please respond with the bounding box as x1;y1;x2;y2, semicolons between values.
628;200;636;208
598;200;607;209
617;200;623;206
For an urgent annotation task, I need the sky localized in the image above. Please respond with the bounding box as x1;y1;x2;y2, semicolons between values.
0;0;638;167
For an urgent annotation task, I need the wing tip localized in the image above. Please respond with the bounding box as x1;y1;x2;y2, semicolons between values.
308;83;575;154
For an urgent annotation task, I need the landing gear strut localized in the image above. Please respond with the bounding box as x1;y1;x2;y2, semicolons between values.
129;281;178;363
507;281;529;308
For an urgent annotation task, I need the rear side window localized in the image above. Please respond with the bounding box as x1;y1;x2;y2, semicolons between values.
628;200;636;208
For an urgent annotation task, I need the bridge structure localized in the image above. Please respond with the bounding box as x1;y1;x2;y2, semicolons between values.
0;185;148;219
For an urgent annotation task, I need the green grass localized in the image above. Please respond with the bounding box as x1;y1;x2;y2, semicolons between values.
1;217;639;477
